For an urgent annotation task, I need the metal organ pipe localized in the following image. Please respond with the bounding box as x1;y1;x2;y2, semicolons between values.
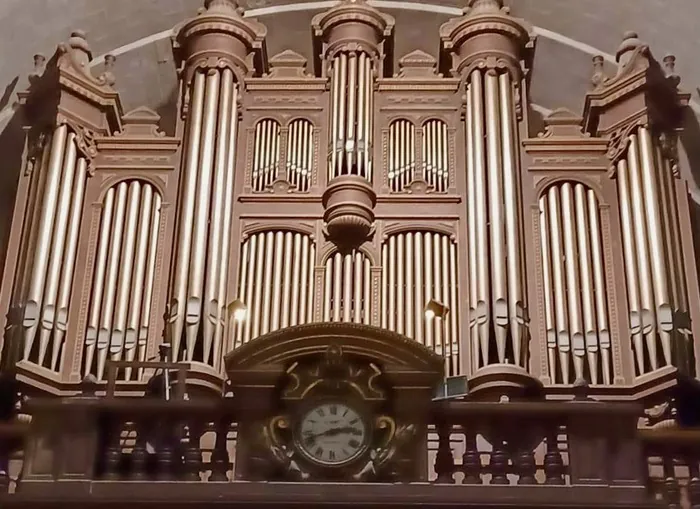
539;183;612;385
323;251;372;325
169;67;239;366
285;119;314;192
422;120;449;192
381;231;460;375
20;126;88;372
616;129;689;375
329;51;374;181
388;119;415;192
84;181;163;380
252;119;281;192
465;69;526;368
233;231;315;348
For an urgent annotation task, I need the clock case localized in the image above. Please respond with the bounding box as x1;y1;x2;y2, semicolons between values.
224;323;444;482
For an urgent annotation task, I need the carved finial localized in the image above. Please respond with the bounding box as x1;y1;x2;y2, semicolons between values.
466;0;505;15
28;53;46;85
663;54;681;88
98;53;117;87
615;31;642;67
67;30;93;67
203;0;244;15
590;55;607;90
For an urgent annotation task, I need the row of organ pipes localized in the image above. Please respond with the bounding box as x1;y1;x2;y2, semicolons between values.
388;119;450;193
12;18;696;388
20;126;88;371
465;68;526;370
329;51;374;181
84;180;162;380
251;118;314;192
616;127;691;375
232;231;316;349
539;182;611;385
231;230;461;374
168;67;239;369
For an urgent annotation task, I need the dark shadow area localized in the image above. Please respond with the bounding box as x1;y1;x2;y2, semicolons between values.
154;84;178;137
680;108;700;187
0;110;28;286
0;77;19;111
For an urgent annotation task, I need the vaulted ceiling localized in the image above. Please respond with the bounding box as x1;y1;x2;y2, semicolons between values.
0;0;699;202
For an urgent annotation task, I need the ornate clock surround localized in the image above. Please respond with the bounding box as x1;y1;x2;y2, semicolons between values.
224;322;444;482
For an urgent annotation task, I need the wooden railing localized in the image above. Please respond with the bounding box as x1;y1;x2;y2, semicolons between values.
2;393;697;507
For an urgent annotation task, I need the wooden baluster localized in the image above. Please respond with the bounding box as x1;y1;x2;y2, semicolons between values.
543;428;565;485
662;455;681;509
103;418;123;480
183;421;203;482
688;460;700;509
434;420;455;484
461;431;482;484
516;445;537;485
489;438;509;485
157;417;177;481
130;421;149;481
209;417;230;482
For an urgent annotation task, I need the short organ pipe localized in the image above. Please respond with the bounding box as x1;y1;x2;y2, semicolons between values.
381;231;460;372
421;120;449;192
539;183;612;384
233;231;316;348
84;181;163;380
388;119;415;192
252;119;281;192
323;250;371;325
285;119;314;192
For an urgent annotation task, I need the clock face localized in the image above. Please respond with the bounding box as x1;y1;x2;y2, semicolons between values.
297;401;368;466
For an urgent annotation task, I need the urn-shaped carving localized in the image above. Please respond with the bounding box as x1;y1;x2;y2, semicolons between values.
322;175;376;247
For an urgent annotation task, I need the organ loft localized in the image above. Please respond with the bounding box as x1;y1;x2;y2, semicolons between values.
1;0;700;507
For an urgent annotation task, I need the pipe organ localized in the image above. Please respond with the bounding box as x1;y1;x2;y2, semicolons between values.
381;231;460;374
2;0;699;398
233;231;316;348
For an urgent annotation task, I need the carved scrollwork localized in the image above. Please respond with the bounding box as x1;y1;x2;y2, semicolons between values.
606;120;644;175
24;130;47;176
63;120;98;175
658;130;681;178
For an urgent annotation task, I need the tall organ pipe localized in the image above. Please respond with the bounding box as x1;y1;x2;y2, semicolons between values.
465;69;526;368
329;51;374;181
37;134;78;365
169;67;239;366
233;231;315;348
616;129;686;375
539;183;612;384
20;126;89;371
84;181;163;380
22;125;68;360
381;231;460;374
323;251;372;325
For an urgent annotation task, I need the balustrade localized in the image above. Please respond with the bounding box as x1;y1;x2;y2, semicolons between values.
1;392;696;508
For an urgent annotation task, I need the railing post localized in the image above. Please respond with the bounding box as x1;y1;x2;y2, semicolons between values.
21;397;100;485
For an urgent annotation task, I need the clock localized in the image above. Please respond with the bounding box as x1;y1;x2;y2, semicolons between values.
295;401;369;466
